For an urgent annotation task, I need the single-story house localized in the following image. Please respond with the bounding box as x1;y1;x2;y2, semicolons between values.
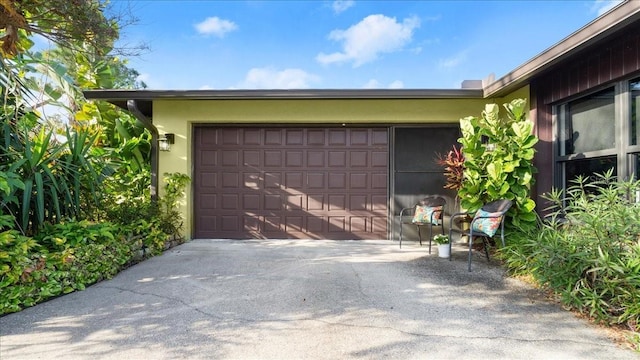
85;1;640;241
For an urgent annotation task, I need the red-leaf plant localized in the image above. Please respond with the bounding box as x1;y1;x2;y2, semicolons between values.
435;145;465;191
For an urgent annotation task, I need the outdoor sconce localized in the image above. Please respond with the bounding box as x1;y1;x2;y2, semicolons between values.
159;133;175;152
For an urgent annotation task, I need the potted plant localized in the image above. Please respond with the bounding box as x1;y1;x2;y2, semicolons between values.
433;234;450;258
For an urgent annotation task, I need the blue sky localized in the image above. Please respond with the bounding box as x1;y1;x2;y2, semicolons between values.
117;0;624;90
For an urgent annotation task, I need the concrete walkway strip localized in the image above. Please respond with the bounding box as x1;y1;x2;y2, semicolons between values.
1;239;638;359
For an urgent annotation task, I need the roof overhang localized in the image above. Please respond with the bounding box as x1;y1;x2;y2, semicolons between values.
82;89;484;119
483;0;640;98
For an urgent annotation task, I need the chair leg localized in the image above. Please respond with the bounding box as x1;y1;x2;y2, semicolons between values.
428;225;432;254
417;225;422;246
448;228;453;261
399;218;403;248
468;235;474;272
482;237;490;261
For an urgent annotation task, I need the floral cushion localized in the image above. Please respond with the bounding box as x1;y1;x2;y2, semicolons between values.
411;205;443;225
471;209;503;237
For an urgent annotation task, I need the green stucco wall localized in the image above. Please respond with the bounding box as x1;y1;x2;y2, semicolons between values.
495;85;530;109
152;95;531;240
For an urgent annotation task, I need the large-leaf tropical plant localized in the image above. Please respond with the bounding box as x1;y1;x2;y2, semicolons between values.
458;98;538;230
1;119;103;235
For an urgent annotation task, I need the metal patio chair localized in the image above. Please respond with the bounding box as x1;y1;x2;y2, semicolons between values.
448;199;513;271
398;195;447;252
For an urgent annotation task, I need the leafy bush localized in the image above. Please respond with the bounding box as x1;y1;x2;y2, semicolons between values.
0;121;105;235
157;172;190;235
102;171;190;253
0;218;140;315
500;171;640;347
458;99;538;230
0;215;43;313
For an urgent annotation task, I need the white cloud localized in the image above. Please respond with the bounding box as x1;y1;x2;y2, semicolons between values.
591;0;624;16
316;14;420;67
137;73;151;83
388;80;404;89
362;79;380;89
332;0;355;14
362;79;404;89
237;67;320;89
199;85;214;90
135;73;165;89
195;17;238;37
438;50;469;70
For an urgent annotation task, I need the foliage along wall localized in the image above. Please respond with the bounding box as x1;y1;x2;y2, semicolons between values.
458;97;539;231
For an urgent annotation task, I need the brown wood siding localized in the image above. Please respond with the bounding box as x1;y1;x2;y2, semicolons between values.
193;127;389;240
529;87;553;212
536;22;640;105
531;20;640;200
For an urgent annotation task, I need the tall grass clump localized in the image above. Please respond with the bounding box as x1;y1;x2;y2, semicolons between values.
500;170;640;349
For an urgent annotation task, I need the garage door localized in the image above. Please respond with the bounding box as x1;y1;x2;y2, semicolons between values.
193;127;389;239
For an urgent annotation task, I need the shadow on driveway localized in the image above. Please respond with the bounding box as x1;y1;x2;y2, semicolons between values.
1;239;637;359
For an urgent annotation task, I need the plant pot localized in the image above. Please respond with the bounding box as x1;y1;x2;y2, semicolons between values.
437;243;450;258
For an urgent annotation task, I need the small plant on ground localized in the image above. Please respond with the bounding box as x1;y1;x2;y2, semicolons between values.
156;172;191;236
433;234;450;245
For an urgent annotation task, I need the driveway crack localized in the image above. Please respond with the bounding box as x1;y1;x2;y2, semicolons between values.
97;285;224;320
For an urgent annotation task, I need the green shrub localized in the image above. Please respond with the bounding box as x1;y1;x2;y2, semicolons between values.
0;215;43;313
0;122;106;235
500;171;640;344
157;172;190;235
458;98;538;230
0;219;139;315
102;171;189;239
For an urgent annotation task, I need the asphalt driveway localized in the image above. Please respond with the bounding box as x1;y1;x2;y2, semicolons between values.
0;239;638;359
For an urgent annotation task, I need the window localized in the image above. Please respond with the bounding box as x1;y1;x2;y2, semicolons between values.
559;88;615;156
564;156;617;185
632;79;640;145
555;77;640;191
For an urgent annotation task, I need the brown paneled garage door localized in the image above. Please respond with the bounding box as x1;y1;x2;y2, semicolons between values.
193;127;389;239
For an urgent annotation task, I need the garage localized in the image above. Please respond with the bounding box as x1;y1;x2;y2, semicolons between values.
193;126;389;239
83;89;487;241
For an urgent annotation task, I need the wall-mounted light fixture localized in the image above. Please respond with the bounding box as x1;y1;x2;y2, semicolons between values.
159;133;175;152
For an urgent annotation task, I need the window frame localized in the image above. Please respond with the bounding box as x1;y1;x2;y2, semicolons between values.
553;75;640;190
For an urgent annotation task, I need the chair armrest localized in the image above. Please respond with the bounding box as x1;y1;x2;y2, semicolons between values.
449;211;473;222
448;211;473;233
430;208;444;224
450;211;473;218
399;206;414;217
